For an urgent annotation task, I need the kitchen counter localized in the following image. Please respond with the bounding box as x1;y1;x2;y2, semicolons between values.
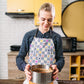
63;51;84;56
8;51;84;56
0;79;84;84
8;51;84;80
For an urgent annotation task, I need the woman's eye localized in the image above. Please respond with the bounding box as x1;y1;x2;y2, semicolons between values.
41;18;52;22
41;18;45;21
48;19;52;22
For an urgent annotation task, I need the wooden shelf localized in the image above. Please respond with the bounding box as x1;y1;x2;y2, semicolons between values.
70;74;78;78
80;76;84;78
80;64;84;67
70;63;78;67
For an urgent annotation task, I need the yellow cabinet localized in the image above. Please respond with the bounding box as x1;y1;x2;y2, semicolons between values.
7;0;34;13
70;55;84;80
34;0;62;26
7;0;61;26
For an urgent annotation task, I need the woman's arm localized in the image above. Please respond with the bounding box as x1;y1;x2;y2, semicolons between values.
16;33;29;71
54;36;65;72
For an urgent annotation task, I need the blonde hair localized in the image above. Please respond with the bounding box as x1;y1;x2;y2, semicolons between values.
38;3;55;30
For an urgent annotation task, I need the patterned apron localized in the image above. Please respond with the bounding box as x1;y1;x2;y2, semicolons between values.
28;29;56;65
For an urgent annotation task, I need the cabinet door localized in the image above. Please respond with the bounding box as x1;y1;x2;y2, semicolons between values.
34;0;62;26
7;0;34;13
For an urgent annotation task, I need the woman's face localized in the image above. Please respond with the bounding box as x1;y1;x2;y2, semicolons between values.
38;10;54;30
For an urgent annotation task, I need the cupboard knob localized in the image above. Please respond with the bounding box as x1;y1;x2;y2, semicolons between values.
17;9;24;12
53;22;58;24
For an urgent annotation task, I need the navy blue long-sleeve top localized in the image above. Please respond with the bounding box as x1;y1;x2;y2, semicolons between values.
16;29;65;72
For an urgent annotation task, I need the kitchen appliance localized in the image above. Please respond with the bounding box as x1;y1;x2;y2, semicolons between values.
62;37;77;52
10;45;21;51
31;65;53;84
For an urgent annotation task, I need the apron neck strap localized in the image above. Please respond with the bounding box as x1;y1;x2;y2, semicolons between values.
34;28;52;38
34;29;39;37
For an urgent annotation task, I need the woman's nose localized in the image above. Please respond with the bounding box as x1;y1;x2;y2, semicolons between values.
45;20;48;24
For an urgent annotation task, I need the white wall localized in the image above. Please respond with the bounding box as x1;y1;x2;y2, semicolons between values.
0;0;82;79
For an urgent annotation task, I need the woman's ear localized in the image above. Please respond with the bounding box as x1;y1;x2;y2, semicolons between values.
54;16;55;19
53;15;55;19
37;15;40;25
52;16;55;22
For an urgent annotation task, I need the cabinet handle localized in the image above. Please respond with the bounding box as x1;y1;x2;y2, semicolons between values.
17;9;25;12
53;22;58;24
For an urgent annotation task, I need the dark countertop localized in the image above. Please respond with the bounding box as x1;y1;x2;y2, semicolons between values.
0;79;84;84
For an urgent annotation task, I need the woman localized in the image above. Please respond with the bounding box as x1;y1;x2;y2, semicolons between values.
16;2;65;84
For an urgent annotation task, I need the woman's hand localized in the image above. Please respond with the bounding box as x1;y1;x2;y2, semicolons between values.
24;64;32;81
51;65;59;80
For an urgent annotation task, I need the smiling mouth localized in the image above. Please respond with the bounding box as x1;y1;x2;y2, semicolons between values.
44;25;48;28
